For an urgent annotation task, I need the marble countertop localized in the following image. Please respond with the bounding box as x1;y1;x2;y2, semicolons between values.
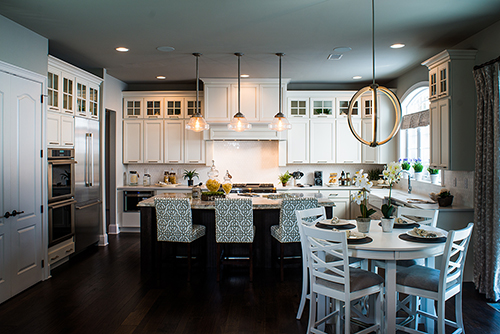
137;193;336;210
369;188;473;212
118;185;361;191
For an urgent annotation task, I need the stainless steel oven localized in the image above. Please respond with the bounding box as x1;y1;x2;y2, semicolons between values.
123;191;154;212
48;148;76;202
48;197;76;247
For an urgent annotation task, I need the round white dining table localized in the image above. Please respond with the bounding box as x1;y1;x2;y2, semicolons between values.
315;220;447;334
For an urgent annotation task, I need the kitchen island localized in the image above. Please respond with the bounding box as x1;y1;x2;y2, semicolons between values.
138;193;334;272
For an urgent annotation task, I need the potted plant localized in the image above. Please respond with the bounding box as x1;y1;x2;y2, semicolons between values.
399;158;410;179
412;158;424;181
351;169;375;233
380;161;402;232
437;188;453;207
183;169;199;186
278;171;292;187
428;167;440;184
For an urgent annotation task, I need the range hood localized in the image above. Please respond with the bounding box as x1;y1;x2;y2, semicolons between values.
207;123;286;141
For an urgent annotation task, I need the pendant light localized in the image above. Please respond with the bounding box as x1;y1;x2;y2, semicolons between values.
228;53;252;132
269;53;291;131
186;53;209;132
346;0;401;147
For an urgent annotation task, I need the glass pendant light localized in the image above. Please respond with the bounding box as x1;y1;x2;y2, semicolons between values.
228;53;252;132
269;53;291;131
186;53;209;132
346;0;401;147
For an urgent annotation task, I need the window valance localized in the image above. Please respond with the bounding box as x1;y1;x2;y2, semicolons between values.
401;109;429;130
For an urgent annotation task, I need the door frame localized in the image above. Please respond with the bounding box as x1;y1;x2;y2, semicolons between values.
0;60;49;281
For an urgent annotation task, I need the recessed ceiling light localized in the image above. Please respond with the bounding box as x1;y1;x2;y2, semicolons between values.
156;46;175;52
390;43;405;49
353;76;362;80
156;76;166;80
333;46;352;53
240;74;249;78
115;47;129;52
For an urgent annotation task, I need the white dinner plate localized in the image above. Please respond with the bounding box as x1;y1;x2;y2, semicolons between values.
319;219;354;227
346;230;366;239
406;228;444;239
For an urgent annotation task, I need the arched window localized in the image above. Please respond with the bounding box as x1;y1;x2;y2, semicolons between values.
399;83;430;176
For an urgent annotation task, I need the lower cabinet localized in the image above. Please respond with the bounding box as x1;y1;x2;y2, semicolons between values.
48;237;75;267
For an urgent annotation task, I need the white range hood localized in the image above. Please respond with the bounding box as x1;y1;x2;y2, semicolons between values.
207;123;287;141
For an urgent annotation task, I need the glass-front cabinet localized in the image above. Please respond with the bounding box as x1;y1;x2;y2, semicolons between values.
186;98;202;117
76;81;87;117
62;74;74;115
337;98;359;117
288;99;309;118
311;98;335;117
145;98;162;118
47;71;60;112
165;98;183;118
124;99;143;118
89;84;99;119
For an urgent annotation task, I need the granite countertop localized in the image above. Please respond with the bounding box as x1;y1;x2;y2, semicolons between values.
278;185;361;191
117;185;197;191
118;185;361;191
369;188;473;212
137;193;336;210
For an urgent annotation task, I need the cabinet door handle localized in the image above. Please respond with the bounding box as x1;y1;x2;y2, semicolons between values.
329;193;339;197
189;160;199;163
127;160;138;163
50;255;59;261
364;160;375;163
317;160;328;163
128;115;138;118
292;160;303;163
64;142;74;146
147;160;159;163
49;141;59;145
169;160;179;163
65;248;74;253
343;160;354;163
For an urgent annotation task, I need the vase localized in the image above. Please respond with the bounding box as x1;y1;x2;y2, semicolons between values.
430;174;440;184
438;195;454;207
414;172;423;181
380;217;395;233
356;217;371;233
188;180;194;186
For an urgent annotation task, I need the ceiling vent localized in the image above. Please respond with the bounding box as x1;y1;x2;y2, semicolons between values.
327;54;343;60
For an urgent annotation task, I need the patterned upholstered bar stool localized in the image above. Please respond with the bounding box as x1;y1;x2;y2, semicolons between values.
155;197;206;281
214;198;255;282
270;197;318;281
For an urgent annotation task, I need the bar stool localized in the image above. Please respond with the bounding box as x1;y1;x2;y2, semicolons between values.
270;197;318;281
155;197;206;281
214;198;255;282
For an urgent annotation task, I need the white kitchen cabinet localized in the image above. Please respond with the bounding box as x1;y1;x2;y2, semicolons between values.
164;120;184;163
143;120;163;163
164;97;183;118
203;78;289;123
310;119;335;163
47;112;74;147
319;189;351;219
361;96;373;117
186;97;203;118
362;119;378;163
287;119;309;164
144;98;163;119
61;72;75;115
47;69;60;112
184;122;205;164
123;98;143;118
311;98;335;118
361;118;397;164
336;118;361;163
231;83;259;122
337;97;359;117
75;79;87;118
422;49;477;170
123;120;143;163
288;98;309;118
429;98;450;168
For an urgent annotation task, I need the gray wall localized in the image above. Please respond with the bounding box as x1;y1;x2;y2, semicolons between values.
0;15;48;76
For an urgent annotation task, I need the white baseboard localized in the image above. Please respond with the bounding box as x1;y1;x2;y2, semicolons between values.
99;234;109;246
108;224;120;234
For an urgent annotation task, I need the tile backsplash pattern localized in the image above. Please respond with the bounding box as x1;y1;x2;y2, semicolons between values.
125;141;383;187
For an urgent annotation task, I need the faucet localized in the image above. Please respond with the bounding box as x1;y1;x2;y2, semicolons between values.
403;171;412;194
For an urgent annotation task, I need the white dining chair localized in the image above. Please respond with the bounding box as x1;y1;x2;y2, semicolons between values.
395;223;474;334
300;222;384;334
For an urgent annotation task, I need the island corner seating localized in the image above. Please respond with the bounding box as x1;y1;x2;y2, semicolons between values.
138;193;334;272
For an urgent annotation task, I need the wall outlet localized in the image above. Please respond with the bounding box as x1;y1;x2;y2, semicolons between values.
453;178;457;187
464;178;468;189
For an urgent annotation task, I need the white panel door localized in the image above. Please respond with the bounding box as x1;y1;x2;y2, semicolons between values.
361;118;378;163
123;120;143;163
46;112;61;146
60;115;75;147
0;71;43;303
184;122;205;164
204;85;231;122
336;118;361;163
232;84;259;122
287;119;309;164
164;120;184;163
144;120;163;163
310;119;335;163
438;99;450;168
260;84;282;122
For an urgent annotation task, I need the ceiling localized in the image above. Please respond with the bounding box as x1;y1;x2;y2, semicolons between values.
2;0;500;87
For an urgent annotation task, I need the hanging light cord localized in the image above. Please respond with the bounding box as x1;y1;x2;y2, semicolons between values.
195;53;200;115
372;0;376;87
237;53;241;115
279;54;282;115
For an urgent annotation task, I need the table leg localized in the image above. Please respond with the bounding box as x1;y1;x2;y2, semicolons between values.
385;260;396;334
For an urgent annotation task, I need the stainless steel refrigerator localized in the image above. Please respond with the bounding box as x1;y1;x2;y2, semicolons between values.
74;117;101;253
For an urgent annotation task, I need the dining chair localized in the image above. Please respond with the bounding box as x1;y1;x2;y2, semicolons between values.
270;197;318;281
155;197;206;281
214;198;255;282
395;223;474;334
300;222;384;334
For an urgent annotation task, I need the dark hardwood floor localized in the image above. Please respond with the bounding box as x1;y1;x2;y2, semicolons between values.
0;233;498;334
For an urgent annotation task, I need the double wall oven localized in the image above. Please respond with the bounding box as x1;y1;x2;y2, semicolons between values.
48;148;77;247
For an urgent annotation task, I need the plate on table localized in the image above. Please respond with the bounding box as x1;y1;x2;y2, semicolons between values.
381;217;420;229
315;218;356;230
406;227;445;239
346;230;373;244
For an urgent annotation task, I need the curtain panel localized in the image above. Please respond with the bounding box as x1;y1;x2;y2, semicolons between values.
473;60;500;301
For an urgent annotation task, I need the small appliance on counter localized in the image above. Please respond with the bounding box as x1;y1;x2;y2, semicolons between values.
291;170;304;187
314;171;323;186
129;171;139;186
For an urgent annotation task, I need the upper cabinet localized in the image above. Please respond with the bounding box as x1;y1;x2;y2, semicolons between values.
202;78;289;123
422;50;477;170
122;92;203;120
48;56;102;120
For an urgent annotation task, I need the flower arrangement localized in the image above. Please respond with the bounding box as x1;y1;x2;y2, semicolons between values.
381;161;402;218
399;158;411;171
278;171;292;186
351;169;376;218
438;188;451;198
412;158;424;173
427;167;439;175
